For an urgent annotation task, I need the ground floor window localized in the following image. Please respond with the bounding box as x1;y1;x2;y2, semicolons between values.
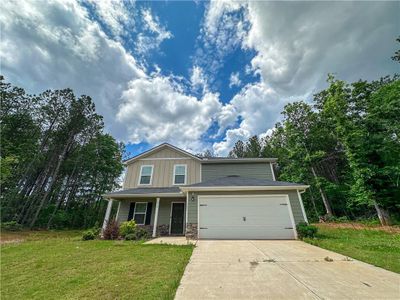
134;202;147;225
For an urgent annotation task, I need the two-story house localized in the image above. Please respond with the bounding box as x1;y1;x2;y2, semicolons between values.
103;143;309;239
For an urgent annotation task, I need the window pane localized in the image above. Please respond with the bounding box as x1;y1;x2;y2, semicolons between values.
140;175;151;184
175;174;185;184
134;213;145;224
135;203;147;213
141;166;152;176
175;165;185;175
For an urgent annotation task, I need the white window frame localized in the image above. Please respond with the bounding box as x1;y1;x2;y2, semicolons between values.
173;164;187;185
133;202;148;225
138;165;153;185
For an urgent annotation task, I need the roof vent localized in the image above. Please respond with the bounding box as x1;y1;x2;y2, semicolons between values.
227;175;240;177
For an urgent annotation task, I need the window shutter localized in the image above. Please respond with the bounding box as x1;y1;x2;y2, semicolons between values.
128;202;135;221
145;202;152;225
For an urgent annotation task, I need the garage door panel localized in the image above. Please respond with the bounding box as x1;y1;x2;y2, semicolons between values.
199;195;295;239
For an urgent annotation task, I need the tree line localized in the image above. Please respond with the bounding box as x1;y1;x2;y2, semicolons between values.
1;76;124;229
228;74;399;225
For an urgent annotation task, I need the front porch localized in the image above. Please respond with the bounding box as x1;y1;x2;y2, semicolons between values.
102;189;190;238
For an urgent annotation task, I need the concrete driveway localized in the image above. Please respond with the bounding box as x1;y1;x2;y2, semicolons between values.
175;240;400;299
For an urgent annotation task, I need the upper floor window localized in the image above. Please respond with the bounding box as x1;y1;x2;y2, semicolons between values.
173;164;187;185
139;165;153;185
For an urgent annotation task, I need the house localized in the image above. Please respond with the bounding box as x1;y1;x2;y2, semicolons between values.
103;143;309;239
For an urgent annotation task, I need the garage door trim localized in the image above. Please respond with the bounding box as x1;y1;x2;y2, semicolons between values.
197;194;297;239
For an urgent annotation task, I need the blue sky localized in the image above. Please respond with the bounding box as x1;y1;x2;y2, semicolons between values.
1;1;399;157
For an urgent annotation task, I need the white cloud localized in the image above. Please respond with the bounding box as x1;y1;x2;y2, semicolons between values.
229;72;241;88
136;8;173;54
87;0;134;37
116;74;222;152
190;66;208;93
0;0;146;139
205;0;399;155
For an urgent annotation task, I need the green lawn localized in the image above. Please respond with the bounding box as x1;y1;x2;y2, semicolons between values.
304;224;400;273
1;231;193;299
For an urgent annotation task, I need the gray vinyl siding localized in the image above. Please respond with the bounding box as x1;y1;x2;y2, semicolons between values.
116;198;185;226
187;190;306;225
201;163;274;181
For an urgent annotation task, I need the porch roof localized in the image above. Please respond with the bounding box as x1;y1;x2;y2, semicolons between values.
180;176;309;192
103;186;184;199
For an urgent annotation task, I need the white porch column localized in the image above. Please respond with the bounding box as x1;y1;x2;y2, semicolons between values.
102;199;113;234
152;197;160;238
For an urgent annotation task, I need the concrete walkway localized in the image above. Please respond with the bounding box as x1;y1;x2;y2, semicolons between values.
175;240;400;299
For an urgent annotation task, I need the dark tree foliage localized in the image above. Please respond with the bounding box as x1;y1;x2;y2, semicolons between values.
0;76;124;229
229;76;400;225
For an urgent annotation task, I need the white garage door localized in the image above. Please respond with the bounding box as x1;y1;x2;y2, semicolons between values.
198;195;296;239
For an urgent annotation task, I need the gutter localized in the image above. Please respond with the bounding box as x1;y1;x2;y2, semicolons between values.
180;185;310;192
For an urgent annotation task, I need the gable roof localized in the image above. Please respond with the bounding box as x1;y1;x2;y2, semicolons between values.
124;143;201;165
123;143;278;165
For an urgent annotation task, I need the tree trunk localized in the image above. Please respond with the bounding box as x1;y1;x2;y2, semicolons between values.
373;201;391;226
29;135;74;228
311;166;333;216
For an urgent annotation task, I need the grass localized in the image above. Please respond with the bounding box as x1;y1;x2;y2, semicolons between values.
304;224;400;273
1;230;194;300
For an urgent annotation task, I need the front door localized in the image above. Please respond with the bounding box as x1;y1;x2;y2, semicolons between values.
170;202;185;235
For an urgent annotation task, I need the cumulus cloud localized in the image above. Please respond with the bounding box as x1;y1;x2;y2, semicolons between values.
207;1;399;155
116;75;222;152
0;0;145;138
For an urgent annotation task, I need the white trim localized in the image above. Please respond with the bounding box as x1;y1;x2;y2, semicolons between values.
199;163;202;182
138;165;154;186
115;201;121;221
197;194;200;239
139;157;191;161
197;194;297;239
270;163;276;181
133;202;148;225
101;199;113;234
297;189;309;223
104;193;184;199
201;158;277;163
180;185;309;192
124;143;201;164
185;192;189;228
169;202;185;235
173;164;187;185
285;194;298;239
152;198;160;238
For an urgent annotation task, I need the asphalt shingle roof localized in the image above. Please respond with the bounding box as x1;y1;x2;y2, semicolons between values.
186;176;304;187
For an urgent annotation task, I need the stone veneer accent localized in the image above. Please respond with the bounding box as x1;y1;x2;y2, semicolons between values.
185;223;198;239
138;224;170;237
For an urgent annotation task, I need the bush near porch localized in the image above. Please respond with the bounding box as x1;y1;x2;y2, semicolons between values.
1;230;193;299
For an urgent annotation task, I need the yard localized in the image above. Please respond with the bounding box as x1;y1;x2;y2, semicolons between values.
0;230;193;300
304;224;400;273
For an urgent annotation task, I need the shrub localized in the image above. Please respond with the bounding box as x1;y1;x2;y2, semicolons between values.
82;230;96;241
103;219;119;240
135;227;149;240
119;220;137;238
296;222;318;239
1;221;23;231
124;233;136;241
